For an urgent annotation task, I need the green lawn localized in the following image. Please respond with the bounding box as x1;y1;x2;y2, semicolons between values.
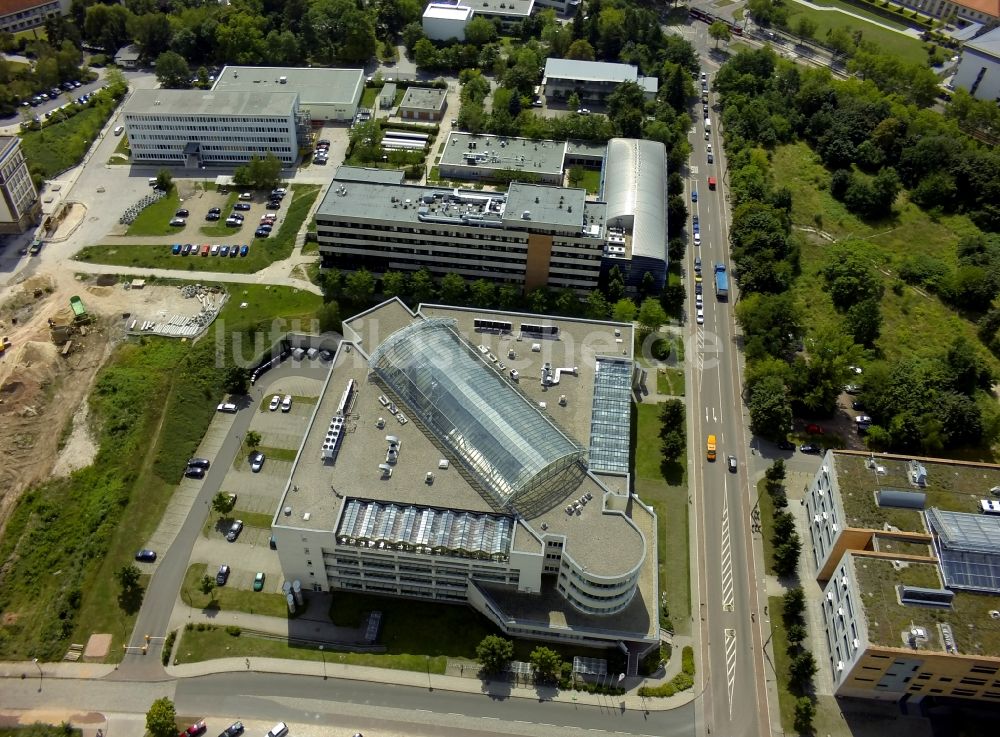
635;402;691;635
572;168;602;194
173;625;449;673
803;0;909;29
203;509;273;539
181;564;291;618
768;595;798;733
361;86;379;109
756;478;777;573
772;143;998;374
782;2;926;64
74;185;322;275
125;189;183;236
108;133;131;164
657;367;686;397
19;93;123;179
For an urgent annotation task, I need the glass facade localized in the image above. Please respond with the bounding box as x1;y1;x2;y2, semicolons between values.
588;357;632;474
369;319;586;512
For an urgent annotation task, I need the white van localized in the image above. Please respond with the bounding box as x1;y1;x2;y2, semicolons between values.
281;394;292;412
266;724;288;737
114;125;124;136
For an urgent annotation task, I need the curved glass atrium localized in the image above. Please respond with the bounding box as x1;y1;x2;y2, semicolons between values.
369;319;586;514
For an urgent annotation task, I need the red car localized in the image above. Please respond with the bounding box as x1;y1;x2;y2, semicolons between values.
179;722;207;737
804;424;825;435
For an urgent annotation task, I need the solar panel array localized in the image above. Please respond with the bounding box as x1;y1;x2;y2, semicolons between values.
927;508;1000;594
588;357;632;475
337;498;514;559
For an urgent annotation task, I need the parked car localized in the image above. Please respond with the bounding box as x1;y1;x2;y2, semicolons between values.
175;209;189;217
217;402;237;413
313;156;328;165
239;245;249;257
234;202;251;211
851;401;864;411
239;192;253;200
229;245;239;258
219;723;244;737
250;451;265;473
800;443;822;454
253;572;266;591
855;415;872;425
269;394;281;411
693;232;701;246
226;520;244;542
210;244;220;255
169;218;186;227
184;466;205;479
804;424;825;435
777;440;796;451
135;549;157;562
172;244;181;255
707;153;714;164
114;125;124;135
696;308;704;325
188;458;211;469
255;228;271;237
694;256;702;273
216;565;230;585
220;245;229;257
179;721;207;737
281;394;292;412
844;384;861;394
266;201;281;210
230;212;244;221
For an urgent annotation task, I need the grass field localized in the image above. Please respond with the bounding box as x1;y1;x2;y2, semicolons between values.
361;87;379;109
657;367;686;397
772;143;998;374
571;168;602;194
782;2;927;65
0;284;321;662
757;478;778;573
125;189;183;236
19;93;123;178
769;595;798;733
635;402;691;635
74;185;322;275
181;563;290;618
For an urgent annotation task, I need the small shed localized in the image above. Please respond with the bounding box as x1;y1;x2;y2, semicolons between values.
379;83;397;111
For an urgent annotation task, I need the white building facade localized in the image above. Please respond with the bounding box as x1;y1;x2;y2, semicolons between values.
0;136;40;234
953;26;1000;101
122;90;305;167
422;3;473;41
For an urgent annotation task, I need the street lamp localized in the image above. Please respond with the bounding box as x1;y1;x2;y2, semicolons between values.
32;658;42;691
319;645;326;680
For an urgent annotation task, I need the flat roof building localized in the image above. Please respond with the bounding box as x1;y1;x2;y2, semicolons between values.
0;0;61;34
398;86;448;121
0;136;40;234
123;89;306;167
474;0;534;28
542;59;658;103
213;66;365;122
422;3;473;40
271;300;658;658
439;133;572;185
804;450;1000;704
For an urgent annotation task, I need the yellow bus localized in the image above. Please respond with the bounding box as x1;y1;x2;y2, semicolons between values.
707;434;717;461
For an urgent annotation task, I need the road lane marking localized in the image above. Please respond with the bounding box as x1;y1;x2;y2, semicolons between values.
720;489;734;612
725;627;738;719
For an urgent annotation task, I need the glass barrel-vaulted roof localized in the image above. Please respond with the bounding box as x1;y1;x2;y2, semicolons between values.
369;319;586;511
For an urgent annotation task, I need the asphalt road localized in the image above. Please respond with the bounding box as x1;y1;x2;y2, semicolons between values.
118;358;332;680
0;672;696;737
680;22;777;737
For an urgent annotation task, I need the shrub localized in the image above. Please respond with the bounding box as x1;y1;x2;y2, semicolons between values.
681;645;695;675
161;631;176;666
225;625;241;637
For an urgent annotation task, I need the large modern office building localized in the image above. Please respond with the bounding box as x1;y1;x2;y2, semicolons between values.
0;136;40;234
122;89;308;167
804;450;1000;704
438;132;605;186
212;66;365;122
316;137;667;293
271;301;658;664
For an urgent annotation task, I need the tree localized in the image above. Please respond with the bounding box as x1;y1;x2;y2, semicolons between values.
409;269;437;303
233;153;283;191
468;278;496;309
476;634;514;673
146;697;177;737
612;298;637;323
344;269;376;307
794;17;818;42
199;574;216;601
708;21;731;48
586;290;610;319
661;432;685;463
212;491;236;515
765;458;786;482
439;273;467;305
565;39;596;60
245;430;262;450
130;13;172;60
783;587;805;623
116;563;141;594
381;272;408;300
154;51;191;89
747;375;792;440
845;298;882;348
637;298;668;337
794;697;816;733
317;300;342;333
223;366;250;395
530;646;563;683
787;622;807;646
789;650;818;690
773;534;801;578
773;511;796;540
155;169;173;192
567;91;582;112
659;398;686;432
465;16;498;46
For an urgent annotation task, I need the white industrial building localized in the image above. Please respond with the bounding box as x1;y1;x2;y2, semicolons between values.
122;89;306;167
953;26;1000;100
422;3;473;41
212;66;365;122
271;299;659;665
0;136;40;234
542;59;659;103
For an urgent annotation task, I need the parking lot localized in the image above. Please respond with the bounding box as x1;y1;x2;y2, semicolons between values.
149;183;286;247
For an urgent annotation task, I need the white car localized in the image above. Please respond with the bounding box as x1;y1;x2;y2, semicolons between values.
281;394;292;412
695;294;704;308
855;415;872;425
694;232;701;246
696;308;705;325
706;143;712;154
217;403;237;413
268;395;281;411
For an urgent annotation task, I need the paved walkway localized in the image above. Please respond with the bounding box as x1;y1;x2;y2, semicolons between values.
69;260;322;295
